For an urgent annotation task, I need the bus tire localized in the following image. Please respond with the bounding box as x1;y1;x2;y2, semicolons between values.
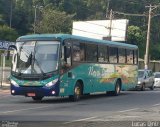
32;96;43;101
113;80;121;96
69;82;82;102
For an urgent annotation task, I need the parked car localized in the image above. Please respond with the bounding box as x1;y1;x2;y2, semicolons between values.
136;69;154;91
154;72;160;88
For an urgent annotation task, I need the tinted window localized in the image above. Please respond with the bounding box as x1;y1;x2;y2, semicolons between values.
134;50;138;64
138;71;144;78
118;48;126;63
127;49;133;64
155;73;160;78
98;45;108;62
73;42;85;62
148;70;153;77
109;47;118;63
86;44;97;62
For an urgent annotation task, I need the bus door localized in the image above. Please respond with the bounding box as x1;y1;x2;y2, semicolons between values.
60;41;72;95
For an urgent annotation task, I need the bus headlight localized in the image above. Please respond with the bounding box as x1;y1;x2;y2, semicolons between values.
138;81;141;84
11;79;19;87
45;78;58;88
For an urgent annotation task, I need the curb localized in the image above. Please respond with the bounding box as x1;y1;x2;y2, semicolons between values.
0;89;10;93
0;85;10;90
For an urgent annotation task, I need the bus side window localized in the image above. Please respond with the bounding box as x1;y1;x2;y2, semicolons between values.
127;49;133;64
98;45;108;63
73;43;81;62
118;48;126;63
86;44;97;62
134;50;138;64
109;47;118;63
72;42;85;62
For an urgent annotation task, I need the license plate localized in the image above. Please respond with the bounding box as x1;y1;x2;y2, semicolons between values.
27;93;35;97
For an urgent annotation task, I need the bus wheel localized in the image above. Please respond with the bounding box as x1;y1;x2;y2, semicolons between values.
32;96;43;101
113;80;121;96
69;82;82;102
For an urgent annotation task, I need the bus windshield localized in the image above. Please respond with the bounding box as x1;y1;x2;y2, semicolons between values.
12;41;60;75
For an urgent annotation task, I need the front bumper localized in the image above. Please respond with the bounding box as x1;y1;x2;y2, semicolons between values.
11;83;59;97
135;84;142;89
154;82;160;87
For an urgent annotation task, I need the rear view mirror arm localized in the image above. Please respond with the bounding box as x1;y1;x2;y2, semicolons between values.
7;45;17;60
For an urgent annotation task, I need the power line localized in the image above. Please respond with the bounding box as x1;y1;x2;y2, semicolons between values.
114;11;146;17
73;28;125;39
112;0;144;5
82;21;127;31
73;28;106;36
152;13;160;17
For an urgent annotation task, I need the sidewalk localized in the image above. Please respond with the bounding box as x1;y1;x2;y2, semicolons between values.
0;82;10;90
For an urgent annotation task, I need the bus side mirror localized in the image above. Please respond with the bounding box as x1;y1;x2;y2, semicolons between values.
7;45;17;60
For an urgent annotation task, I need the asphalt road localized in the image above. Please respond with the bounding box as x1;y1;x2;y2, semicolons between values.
0;88;160;127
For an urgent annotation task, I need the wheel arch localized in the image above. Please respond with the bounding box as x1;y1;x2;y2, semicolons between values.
76;79;84;94
114;78;122;90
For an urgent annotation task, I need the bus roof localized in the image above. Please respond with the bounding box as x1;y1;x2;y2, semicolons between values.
17;34;138;49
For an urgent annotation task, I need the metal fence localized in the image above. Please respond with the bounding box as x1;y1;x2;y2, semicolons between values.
0;54;11;87
138;60;160;72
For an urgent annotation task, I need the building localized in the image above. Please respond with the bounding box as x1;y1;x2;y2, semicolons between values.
72;19;129;42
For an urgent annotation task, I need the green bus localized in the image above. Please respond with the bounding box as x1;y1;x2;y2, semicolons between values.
9;34;138;101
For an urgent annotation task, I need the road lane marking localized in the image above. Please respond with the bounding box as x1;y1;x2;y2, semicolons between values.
64;108;140;124
118;108;139;113
122;115;140;118
64;116;97;124
0;105;51;114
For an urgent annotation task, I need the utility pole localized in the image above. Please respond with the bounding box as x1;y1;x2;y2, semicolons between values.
33;5;37;34
106;0;110;16
105;0;112;41
109;9;113;38
33;5;43;34
144;4;160;69
105;9;113;41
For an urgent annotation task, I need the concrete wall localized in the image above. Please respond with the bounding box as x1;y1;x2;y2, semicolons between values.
139;60;160;72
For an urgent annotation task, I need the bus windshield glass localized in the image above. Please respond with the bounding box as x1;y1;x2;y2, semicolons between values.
12;41;60;75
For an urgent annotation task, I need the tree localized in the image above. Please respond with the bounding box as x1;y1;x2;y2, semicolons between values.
85;0;108;20
0;25;18;41
127;25;145;58
12;0;34;35
150;44;160;60
35;5;74;34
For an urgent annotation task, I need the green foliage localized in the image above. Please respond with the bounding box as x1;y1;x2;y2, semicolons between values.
0;25;18;41
150;44;160;60
0;0;160;60
128;26;145;44
12;0;34;35
35;5;74;34
127;25;145;58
